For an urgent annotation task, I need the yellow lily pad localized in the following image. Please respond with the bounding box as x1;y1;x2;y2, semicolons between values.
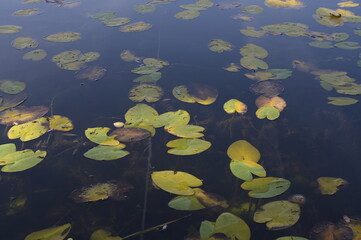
316;177;348;195
168;194;205;211
208;39;233;53
24;223;71;240
338;1;359;7
327;97;358;106
120;21;152;32
256;106;280;120
0;25;22;34
227;140;261;162
240;44;268;59
242;5;263;14
90;229;122;240
241;177;291;198
253;200;301;230
230;160;266;181
129;84;163;103
174;10;200;20
7;117;49;142
172;85;197;103
44;32;81;42
125;103;159;126
265;0;304;9
167;138;211;155
151;170;203;195
12;37;38;50
0;143;16;158
23;49;47;61
153;110;190;128
85;127;120;146
0;80;26;94
195;189;229;208
166;125;205;138
223;99;247;114
48;115;74;131
0;149;46;172
0;105;48;125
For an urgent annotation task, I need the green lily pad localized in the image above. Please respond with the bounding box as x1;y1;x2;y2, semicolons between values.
223;63;241;72
308;41;334;49
195;0;214;8
120;21;152;32
168;195;205;210
102;17;131;27
319;72;355;86
134;4;156;13
262;22;308;36
0;143;16;158
267;69;293;80
24;223;71;240
331;32;349;42
240;27;267;37
153;110;190;128
7;117;49;142
79;52;100;62
0;25;22;34
0;92;27;112
256;106;280;120
174;10;200;20
230;160;266;181
240;56;269;70
253;200;301;230
180;4;206;10
85;127;121;146
120;50;141;62
12;37;38;50
90;229;122;240
131;65;160;75
0;149;46;172
125;103;159;126
335;41;361;50
129;84;163;103
200;221;215;239
44;32;81;42
12;8;40;16
167;138;211;155
91;12;116;20
166;125;205;138
23;49;47;61
242;5;263;14
241;177;291;198
133;72;162;83
0;80;26;94
327;97;358;106
320;81;334;91
208;39;233;53
214;213;251;240
223;99;247;114
240;43;268;59
84;145;129;160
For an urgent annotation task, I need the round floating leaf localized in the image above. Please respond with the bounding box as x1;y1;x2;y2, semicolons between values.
174;10;200;20
230;160;266;181
102;17;131;27
240;56;269;70
227;140;261;162
331;33;349;42
214;213;251;240
0;25;22;34
134;4;156;13
79;52;100;62
335;41;361;50
125;103;159;125
129;84;163;102
153;110;190;128
168;195;205;210
223;63;241;72
242;5;263;14
0;143;16;158
240;43;268;59
12;37;38;50
240;27;266;38
200;221;216;239
195;0;214;8
327;97;358;106
310;222;353;240
44;32;81;42
23;49;47;61
188;83;218;105
7;117;49;142
0;149;46;172
180;4;206;10
241;177;291;198
0;106;48;125
91;12;116;20
308;41;334;49
245;71;274;81
223;99;247;114
316;177;348;195
48;115;73;131
75;66;106;81
173;86;196;103
319;72;355;86
338;1;359;7
253;200;301;230
0;80;26;94
233;14;253;21
133;72;161;83
85;127;120;146
167;138;211;155
275;237;309;240
217;2;241;9
267;69;293;80
256;96;286;111
24;223;71;240
151;170;203;195
120;50;141;62
262;22;308;36
256;106;280;120
120;21;152;32
166;125;204;138
84;145;129;161
12;8;40;16
131;65;160;75
90;229;122;240
208;39;233;53
110;127;151;142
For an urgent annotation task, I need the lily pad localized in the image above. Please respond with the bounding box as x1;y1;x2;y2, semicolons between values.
90;229;122;240
242;5;263;14
227;140;261;162
180;4;206;11
327;97;358;106
216;2;241;10
253;200;301;230
125;103;159;126
173;85;196;103
0;105;48;125
128;84;163;102
151;170;203;195
85;127;121;146
256;96;287;111
241;177;291;198
48;115;73;131
131;65;160;75
208;39;233;53
74;66;106;81
44;32;81;42
240;27;267;38
120;50;141;62
0;25;22;34
110;127;151;142
174;10;200;20
310;222;353;240
240;56;269;70
91;12;116;20
0;149;46;172
230;160;266;181
223;63;241;72
12;37;38;50
134;4;156;13
316;177;348;195
250;80;284;97
0;92;27;112
133;72;161;83
120;21;152;32
187;83;218;105
23;49;47;61
153;110;190;128
223;99;247;114
166;125;205;138
12;8;40;16
265;0;304;8
275;237;309;240
214;213;251;240
195;190;229;208
0;80;26;94
195;0;214;8
256;106;281;120
308;41;334;49
24;224;71;240
102;17;131;27
7;117;49;142
84;145;129;160
167;138;211;155
168;195;205;211
240;43;268;59
335;41;361;50
0;143;16;158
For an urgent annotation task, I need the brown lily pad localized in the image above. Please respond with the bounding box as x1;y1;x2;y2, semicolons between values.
0;105;49;125
250;81;284;97
110;127;151;142
310;221;353;240
74;66;106;81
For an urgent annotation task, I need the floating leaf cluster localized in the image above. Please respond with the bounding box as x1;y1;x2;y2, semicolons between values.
52;50;100;70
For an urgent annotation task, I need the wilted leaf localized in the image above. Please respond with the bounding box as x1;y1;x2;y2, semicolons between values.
48;115;73;131
0;80;26;94
75;66;106;81
223;99;247;114
111;127;151;142
0;106;48;125
316;177;348;195
24;224;71;240
7;117;49;142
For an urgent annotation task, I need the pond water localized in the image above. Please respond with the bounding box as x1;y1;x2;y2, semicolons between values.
1;0;361;239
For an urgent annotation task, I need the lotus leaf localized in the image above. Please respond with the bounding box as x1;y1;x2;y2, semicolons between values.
131;65;160;75
52;50;81;64
1;150;46;172
250;80;284;97
214;213;251;240
242;5;263;14
253;200;301;230
48;115;73;131
23;0;43;3
102;17;131;27
133;72;161;83
75;66;106;81
230;160;266;181
256;96;287;111
208;39;233;53
275;237;309;240
120;21;152;32
23;49;47;61
71;182;133;202
240;56;269;70
0;106;48;125
143;58;168;67
216;2;241;10
200;221;216;239
124;122;156;136
134;4;156;13
173;85;196;103
7;117;49;142
195;190;229;208
110;127;151;142
0;143;16;158
310;222;353;240
240;27;267;38
292;60;318;72
168;195;205;211
195;0;214;7
261;22;308;36
44;32;81;42
174;10;200;20
52;50;93;71
320;81;334;91
319;72;355;86
125;103;159;125
79;52;100;62
308;41;334;48
240;44;268;59
12;8;40;16
0;92;27;112
91;12;116;20
265;0;303;8
337;85;361;95
256;106;280;120
227;140;261;162
180;4;206;10
338;1;359;7
0;80;26;94
267;69;293;80
0;25;22;34
24;223;71;240
128;84;163;102
166;125;205;138
241;177;291;198
151;170;202;195
223;99;247;114
153;110;190;128
84;145;129;160
167;138;211;155
316;177;348;195
331;33;349;42
12;37;38;50
245;71;274;81
327;97;358;106
335;41;361;50
120;50;141;62
232;14;253;21
188;83;218;105
223;63;241;72
85;127;120;146
90;229;122;240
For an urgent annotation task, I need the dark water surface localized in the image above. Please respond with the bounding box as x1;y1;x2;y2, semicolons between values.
1;0;361;239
